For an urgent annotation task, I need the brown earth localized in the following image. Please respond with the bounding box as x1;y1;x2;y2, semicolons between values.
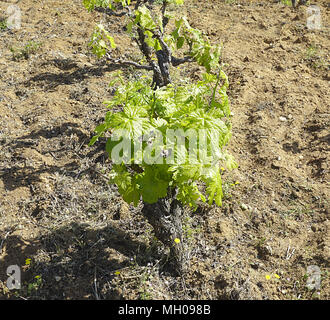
0;0;329;300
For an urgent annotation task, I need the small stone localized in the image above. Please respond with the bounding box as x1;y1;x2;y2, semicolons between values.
240;203;248;211
250;262;260;270
252;208;259;215
271;162;280;169
279;116;287;122
55;276;61;282
288;114;293;119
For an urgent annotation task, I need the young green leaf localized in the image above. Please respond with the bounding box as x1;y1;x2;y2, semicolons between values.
137;166;170;203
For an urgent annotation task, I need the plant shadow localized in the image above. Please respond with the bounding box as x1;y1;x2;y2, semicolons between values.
22;61;121;91
0;221;162;300
0;122;108;191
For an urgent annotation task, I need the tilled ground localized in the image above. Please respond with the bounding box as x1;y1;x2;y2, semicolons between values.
0;0;329;300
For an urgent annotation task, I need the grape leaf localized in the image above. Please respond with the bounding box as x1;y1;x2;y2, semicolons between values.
137;166;169;203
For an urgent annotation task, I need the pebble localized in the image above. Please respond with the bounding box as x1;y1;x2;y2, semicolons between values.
240;203;248;211
250;262;262;270
55;276;61;282
279;116;287;122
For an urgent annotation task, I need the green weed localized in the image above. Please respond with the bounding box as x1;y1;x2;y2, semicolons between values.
10;41;42;61
0;18;7;30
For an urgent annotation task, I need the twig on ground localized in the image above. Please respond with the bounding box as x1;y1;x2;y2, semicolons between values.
94;267;100;300
285;245;296;260
0;230;12;255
